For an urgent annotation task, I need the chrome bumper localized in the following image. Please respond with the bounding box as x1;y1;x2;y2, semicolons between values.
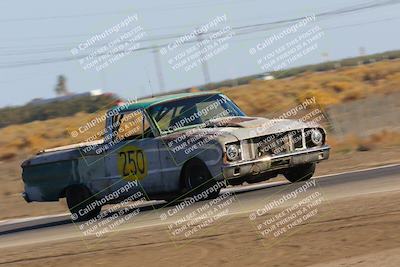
222;145;330;179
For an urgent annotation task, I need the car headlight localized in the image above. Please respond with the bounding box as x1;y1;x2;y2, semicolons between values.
311;129;323;145
226;144;241;161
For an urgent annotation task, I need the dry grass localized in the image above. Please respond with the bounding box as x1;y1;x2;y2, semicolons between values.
0;111;105;161
1;60;400;220
220;60;400;115
1;60;400;162
328;131;400;154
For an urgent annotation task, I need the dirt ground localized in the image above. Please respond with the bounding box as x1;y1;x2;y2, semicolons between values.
1;186;399;267
0;145;400;221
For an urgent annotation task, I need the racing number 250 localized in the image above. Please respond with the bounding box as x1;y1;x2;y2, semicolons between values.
118;146;148;180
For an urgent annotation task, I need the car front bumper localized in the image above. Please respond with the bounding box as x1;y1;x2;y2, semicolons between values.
222;145;330;180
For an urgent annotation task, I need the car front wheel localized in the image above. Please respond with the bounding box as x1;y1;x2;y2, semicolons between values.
284;163;316;183
183;159;221;200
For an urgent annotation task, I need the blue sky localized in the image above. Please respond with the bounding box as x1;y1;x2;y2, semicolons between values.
0;0;399;107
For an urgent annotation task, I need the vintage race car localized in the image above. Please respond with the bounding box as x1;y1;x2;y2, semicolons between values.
21;92;330;220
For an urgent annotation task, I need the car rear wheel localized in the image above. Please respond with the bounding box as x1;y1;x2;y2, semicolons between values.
66;186;101;221
183;159;221;200
284;163;316;183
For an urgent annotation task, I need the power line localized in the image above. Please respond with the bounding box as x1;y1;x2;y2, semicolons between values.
0;0;398;53
0;0;258;23
1;16;397;69
0;0;399;68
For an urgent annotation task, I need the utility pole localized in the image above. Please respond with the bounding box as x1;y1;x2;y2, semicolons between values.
100;70;107;91
196;30;211;85
359;46;366;56
153;47;165;92
321;52;330;62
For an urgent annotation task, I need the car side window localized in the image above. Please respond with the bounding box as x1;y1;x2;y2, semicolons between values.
115;110;154;140
152;106;182;130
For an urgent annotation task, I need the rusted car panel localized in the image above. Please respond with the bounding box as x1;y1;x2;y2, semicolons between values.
21;92;330;210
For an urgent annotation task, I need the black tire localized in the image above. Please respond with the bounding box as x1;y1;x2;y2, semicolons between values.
66;186;101;221
245;171;278;184
284;163;316;183
227;177;245;186
183;159;221;200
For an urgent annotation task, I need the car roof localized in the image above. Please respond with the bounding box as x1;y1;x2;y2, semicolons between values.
111;91;220;112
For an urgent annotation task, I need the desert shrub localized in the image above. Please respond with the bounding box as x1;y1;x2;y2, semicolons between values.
221;60;400;116
0;152;16;161
0;94;117;128
326;81;353;93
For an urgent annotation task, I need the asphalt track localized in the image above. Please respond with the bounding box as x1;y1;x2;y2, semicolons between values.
0;164;399;249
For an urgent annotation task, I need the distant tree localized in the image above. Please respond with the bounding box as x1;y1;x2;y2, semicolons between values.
54;75;69;96
0;94;117;128
189;87;199;92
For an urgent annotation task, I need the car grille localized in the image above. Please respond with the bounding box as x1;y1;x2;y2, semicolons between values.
252;130;304;158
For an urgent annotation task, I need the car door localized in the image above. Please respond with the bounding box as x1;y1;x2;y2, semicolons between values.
103;109;164;199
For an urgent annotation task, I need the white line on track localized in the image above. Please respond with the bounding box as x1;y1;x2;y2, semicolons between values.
1;163;399;227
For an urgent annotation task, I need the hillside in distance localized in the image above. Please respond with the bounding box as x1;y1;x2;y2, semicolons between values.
0;59;400;161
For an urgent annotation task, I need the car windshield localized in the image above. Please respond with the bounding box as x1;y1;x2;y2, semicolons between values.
147;94;245;134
